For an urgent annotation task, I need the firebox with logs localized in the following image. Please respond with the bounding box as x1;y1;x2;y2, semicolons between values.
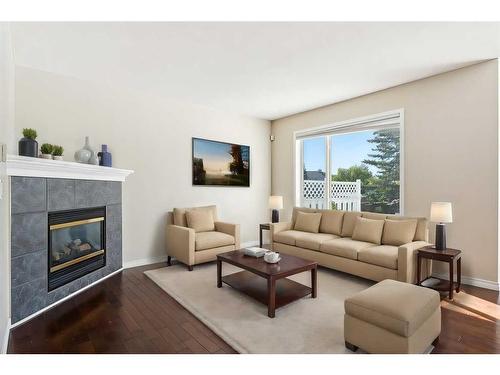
48;207;106;291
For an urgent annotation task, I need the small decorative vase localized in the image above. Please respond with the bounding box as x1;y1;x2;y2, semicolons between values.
53;155;63;161
98;144;112;167
18;137;38;157
88;150;99;165
74;136;92;163
41;154;53;159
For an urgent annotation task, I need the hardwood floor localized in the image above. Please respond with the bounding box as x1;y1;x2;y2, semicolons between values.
8;262;236;354
7;262;500;354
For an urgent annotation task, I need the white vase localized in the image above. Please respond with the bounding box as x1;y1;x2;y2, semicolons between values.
74;136;92;163
41;154;52;159
53;155;63;161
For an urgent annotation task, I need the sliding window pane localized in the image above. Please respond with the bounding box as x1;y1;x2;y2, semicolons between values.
330;128;400;214
302;137;327;209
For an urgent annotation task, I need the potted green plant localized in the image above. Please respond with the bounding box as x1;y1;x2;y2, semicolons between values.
52;145;64;161
18;128;38;157
40;143;54;159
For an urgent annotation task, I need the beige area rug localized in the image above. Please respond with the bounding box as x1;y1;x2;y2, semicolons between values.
144;262;374;353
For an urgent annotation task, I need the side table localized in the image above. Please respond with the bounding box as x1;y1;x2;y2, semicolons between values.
416;246;462;300
259;223;270;248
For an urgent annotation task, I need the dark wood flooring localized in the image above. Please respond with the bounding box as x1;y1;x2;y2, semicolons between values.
7;262;500;354
8;262;236;354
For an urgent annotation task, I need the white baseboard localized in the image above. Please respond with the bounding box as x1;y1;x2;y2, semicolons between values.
11;267;123;329
123;255;169;269
433;272;499;291
1;318;10;354
124;241;261;270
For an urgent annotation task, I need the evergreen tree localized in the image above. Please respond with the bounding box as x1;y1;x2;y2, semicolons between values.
362;129;400;213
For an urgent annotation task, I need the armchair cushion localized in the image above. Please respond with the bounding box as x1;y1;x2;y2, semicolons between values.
173;205;218;227
195;231;235;251
186;209;215;232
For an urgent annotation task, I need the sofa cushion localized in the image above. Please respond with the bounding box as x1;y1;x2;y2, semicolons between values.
195;231;234;251
341;211;362;237
173;205;218;227
274;230;308;246
382;219;418;246
291;207;317;225
294;212;322;233
362;212;387;221
320;238;376;260
352;217;385;244
357;245;399;269
319;210;345;235
186;209;215;232
295;233;340;251
344;279;441;337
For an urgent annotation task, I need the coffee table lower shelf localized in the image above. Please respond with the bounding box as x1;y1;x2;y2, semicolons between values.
221;270;312;311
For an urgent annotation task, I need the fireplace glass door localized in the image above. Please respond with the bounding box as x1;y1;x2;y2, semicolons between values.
48;207;106;290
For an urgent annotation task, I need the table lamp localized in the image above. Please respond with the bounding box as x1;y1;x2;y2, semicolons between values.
430;202;453;250
269;196;283;223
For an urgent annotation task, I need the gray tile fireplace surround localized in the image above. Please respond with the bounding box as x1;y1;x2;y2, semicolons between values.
10;176;123;324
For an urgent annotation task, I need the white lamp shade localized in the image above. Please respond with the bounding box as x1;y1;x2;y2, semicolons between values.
430;202;453;223
269;196;283;210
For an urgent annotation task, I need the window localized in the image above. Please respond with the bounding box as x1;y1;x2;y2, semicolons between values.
297;110;403;214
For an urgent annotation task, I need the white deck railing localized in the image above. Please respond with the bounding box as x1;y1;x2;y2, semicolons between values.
302;179;361;211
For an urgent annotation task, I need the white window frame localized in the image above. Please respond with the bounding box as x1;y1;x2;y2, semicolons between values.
293;109;405;214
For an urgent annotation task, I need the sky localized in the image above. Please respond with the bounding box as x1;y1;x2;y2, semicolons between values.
194;139;248;175
303;130;377;175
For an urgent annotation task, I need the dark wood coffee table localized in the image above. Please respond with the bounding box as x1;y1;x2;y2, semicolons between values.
217;250;318;318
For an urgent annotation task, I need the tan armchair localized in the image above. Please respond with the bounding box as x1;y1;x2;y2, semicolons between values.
166;205;240;270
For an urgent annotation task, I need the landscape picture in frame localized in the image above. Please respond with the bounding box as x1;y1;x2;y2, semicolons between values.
192;138;250;187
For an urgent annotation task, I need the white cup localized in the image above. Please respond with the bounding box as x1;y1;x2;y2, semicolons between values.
264;251;280;263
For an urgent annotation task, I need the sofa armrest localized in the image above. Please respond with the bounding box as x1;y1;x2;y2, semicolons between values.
166;225;195;266
397;241;432;283
270;221;293;234
215;221;240;248
269;221;292;242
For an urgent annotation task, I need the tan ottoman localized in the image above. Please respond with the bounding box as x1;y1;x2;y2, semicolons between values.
344;279;441;354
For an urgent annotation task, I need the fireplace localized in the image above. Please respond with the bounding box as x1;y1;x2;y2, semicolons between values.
48;207;106;291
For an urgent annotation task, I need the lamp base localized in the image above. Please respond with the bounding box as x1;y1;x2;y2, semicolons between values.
271;209;279;223
435;223;446;250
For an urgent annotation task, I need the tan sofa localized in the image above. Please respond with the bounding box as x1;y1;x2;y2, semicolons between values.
166;205;240;270
271;207;431;283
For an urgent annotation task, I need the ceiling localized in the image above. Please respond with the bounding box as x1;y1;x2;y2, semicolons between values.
10;22;500;120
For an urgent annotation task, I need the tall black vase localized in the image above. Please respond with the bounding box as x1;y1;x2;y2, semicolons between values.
18;138;38;157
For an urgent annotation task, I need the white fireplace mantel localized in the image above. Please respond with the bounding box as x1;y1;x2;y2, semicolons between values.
6;154;134;182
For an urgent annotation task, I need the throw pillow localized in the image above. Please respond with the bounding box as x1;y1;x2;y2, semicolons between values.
340;211;362;237
319;210;345;235
185;209;215;232
382;219;418;246
294;212;322;233
352;217;385;244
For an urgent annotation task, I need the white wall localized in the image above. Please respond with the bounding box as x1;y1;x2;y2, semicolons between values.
15;66;271;266
0;22;15;353
272;60;499;287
